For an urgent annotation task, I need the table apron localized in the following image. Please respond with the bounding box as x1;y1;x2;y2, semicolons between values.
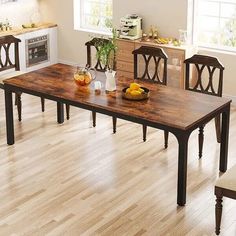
4;84;230;136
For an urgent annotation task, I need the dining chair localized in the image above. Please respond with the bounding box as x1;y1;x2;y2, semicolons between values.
87;37;117;130
132;46;169;146
66;38;117;131
0;35;46;121
215;164;236;235
165;54;224;157
186;54;224;158
0;35;22;121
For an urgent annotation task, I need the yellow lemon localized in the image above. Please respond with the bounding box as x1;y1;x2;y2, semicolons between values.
126;88;131;93
130;82;140;90
130;90;141;96
84;75;91;84
138;88;144;93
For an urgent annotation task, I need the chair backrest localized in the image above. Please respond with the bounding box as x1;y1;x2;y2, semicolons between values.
0;35;21;73
184;54;224;97
132;46;168;85
85;37;116;72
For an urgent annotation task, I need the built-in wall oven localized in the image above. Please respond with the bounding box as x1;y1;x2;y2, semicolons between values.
26;34;49;67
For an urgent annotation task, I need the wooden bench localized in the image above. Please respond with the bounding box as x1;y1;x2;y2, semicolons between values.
215;164;236;235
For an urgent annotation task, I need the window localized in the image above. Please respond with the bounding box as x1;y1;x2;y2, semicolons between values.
192;0;236;51
74;0;113;34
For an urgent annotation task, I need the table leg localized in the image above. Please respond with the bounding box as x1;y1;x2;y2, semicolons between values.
176;132;190;206
5;88;14;145
219;104;230;172
57;102;64;124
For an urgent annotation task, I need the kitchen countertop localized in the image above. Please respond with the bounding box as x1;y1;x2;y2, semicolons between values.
117;38;194;51
0;23;57;37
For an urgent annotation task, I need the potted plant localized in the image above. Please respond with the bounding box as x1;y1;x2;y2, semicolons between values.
94;28;118;91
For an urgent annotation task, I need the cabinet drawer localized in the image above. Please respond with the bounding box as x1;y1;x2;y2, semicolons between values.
117;61;134;73
117;70;133;79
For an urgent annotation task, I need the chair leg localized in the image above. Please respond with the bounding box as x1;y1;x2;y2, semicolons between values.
66;104;70;120
92;111;96;127
14;93;18;106
164;131;169;149
15;92;22;122
215;115;221;143
198;126;204;158
41;97;45;112
113;116;117;134
215;194;223;235
143;125;147;142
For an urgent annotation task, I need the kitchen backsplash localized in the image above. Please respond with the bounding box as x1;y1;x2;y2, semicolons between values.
0;0;41;27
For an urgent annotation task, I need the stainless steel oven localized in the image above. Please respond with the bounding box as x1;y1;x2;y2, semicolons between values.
26;34;49;67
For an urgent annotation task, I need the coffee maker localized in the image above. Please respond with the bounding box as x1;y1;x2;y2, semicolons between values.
120;15;142;40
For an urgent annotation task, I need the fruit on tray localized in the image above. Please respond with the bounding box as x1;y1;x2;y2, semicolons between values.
126;83;145;96
123;82;149;100
155;38;171;44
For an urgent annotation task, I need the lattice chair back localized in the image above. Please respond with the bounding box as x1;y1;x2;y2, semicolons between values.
132;46;168;85
85;38;116;72
0;35;21;73
184;54;224;97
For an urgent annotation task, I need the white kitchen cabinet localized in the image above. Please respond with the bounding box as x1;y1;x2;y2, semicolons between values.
0;24;58;76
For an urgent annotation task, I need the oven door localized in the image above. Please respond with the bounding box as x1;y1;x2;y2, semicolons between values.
26;35;50;68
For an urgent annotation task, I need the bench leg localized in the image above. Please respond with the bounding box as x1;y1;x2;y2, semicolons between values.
215;195;223;235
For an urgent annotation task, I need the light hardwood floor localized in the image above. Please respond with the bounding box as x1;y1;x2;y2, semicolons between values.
0;90;236;236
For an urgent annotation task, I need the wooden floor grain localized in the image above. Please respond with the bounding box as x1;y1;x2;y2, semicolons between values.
0;90;236;236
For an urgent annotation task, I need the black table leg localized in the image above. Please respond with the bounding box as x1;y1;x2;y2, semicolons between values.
176;132;190;206
5;87;14;145
57;102;64;124
219;104;230;172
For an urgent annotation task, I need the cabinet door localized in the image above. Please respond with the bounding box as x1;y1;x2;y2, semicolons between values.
117;61;134;73
117;70;133;79
116;39;134;78
116;40;135;62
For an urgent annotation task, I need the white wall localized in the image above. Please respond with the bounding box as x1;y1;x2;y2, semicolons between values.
0;0;40;27
39;0;236;98
39;0;188;64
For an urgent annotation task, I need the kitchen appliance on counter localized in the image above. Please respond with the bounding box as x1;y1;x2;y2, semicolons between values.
120;14;142;40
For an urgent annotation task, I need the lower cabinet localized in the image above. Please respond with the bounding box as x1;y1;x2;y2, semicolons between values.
116;38;197;89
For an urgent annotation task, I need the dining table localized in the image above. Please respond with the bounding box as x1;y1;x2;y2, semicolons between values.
3;63;231;206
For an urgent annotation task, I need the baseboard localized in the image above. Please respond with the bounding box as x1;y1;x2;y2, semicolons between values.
223;94;236;107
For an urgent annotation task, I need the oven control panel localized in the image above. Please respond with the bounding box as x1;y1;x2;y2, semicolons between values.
27;35;48;44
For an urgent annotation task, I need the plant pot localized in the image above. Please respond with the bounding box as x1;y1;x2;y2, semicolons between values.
105;70;116;92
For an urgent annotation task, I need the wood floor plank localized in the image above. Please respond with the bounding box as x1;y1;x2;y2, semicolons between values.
0;90;236;235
